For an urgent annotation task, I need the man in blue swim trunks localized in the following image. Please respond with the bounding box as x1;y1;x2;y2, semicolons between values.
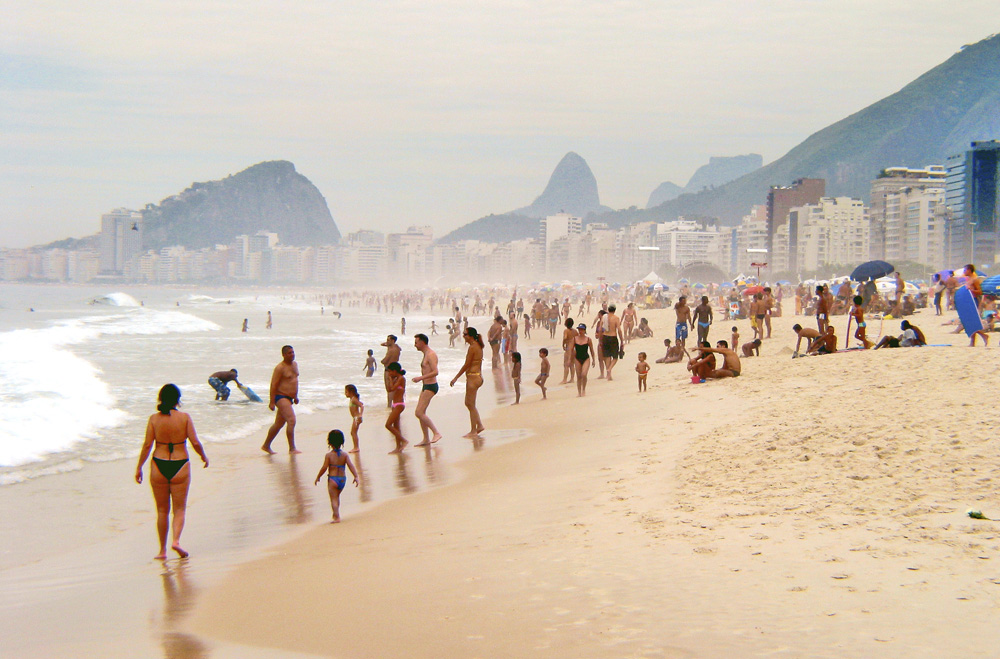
208;369;241;401
262;345;300;454
693;296;713;345
674;296;691;350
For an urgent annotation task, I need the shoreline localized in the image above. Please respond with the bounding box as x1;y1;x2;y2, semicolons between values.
189;308;1000;658
0;362;532;658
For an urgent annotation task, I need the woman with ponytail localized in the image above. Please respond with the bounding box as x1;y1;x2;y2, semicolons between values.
134;384;208;559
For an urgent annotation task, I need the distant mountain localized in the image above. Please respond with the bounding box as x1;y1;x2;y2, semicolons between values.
631;33;1000;225
645;181;685;209
142;161;340;249
440;152;610;243
512;152;612;218
646;154;763;208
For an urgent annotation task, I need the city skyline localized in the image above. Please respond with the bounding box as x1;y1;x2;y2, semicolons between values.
2;2;997;248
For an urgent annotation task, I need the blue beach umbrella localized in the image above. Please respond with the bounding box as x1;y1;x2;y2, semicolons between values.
982;274;1000;296
850;260;894;282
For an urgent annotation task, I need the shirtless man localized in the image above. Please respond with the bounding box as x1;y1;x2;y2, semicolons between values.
792;323;822;356
674;296;691;351
380;335;401;408
411;334;443;446
655;338;689;364
749;293;764;340
762;287;776;338
262;345;300;454
806;326;838;355
602;304;624;380
699;340;742;378
815;286;829;333
693;296;713;345
487;316;503;369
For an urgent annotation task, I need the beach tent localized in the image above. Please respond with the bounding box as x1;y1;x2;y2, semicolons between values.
982;274;1000;296
643;271;662;283
874;277;919;297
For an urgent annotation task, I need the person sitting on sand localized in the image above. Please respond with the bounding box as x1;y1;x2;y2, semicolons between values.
687;341;716;382
792;324;822;356
655;338;688;364
314;429;359;523
698;340;742;378
874;320;928;349
806;326;838;355
633;317;653;339
741;339;761;357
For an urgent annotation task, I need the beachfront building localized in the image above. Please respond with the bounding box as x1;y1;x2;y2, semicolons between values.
723;205;768;275
615;222;657;281
540;213;581;276
773;197;869;272
945;140;1000;264
883;186;950;266
868;165;947;259
386;226;433;280
654;219;726;271
99;208;144;274
765;178;825;255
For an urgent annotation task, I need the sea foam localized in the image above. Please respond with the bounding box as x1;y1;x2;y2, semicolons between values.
0;309;221;467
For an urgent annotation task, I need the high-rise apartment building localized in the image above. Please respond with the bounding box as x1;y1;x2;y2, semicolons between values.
99;208;143;274
869;166;947;259
765;178;825;255
883;186;950;266
946;140;1000;264
774;197;868;272
540;213;581;276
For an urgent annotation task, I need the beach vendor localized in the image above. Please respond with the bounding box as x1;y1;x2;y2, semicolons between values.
207;369;241;401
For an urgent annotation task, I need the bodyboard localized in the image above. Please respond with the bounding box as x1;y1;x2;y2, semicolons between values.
954;287;983;337
238;383;263;402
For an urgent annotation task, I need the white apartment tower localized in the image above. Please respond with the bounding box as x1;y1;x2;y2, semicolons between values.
99;208;144;274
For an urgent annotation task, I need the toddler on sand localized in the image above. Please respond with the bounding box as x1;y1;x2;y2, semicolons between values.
534;348;549;399
635;352;649;392
511;351;522;404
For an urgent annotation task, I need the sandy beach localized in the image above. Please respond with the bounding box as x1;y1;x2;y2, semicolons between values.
180;307;1000;658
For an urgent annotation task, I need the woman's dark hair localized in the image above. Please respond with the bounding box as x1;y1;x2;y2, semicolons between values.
511;351;521;362
328;429;345;449
157;384;180;415
565;317;574;329
465;327;484;348
387;361;406;375
345;384;360;399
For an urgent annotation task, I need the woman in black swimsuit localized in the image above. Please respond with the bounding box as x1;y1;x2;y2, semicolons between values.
135;384;209;560
572;323;596;397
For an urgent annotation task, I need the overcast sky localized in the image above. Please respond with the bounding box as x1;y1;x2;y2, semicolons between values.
1;1;996;247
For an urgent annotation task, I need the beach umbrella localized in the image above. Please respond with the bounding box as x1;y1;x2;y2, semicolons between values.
982;274;1000;296
719;282;734;288
850;260;894;282
693;282;706;289
777;280;792;285
742;285;764;296
678;278;689;284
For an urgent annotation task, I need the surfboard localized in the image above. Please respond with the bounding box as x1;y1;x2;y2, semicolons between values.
954;286;983;337
238;383;263;402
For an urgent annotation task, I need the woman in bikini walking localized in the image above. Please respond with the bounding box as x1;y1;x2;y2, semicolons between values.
385;362;408;454
135;384;208;560
451;326;486;438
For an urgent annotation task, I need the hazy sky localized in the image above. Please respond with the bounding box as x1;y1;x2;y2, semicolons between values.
2;1;996;247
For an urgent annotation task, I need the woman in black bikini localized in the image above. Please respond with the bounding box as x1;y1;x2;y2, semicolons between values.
572;323;596;397
135;384;209;560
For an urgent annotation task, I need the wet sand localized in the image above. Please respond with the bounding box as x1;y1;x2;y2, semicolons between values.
188;307;1000;658
0;375;526;658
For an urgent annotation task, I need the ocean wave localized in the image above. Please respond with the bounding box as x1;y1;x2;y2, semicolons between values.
0;309;221;467
90;291;141;307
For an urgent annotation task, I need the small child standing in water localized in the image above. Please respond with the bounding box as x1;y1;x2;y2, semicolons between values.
364;350;376;377
534;348;549;399
345;384;364;452
314;430;359;523
635;352;650;392
510;351;522;404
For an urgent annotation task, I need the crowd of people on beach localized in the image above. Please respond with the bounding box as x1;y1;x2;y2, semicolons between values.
135;264;994;554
